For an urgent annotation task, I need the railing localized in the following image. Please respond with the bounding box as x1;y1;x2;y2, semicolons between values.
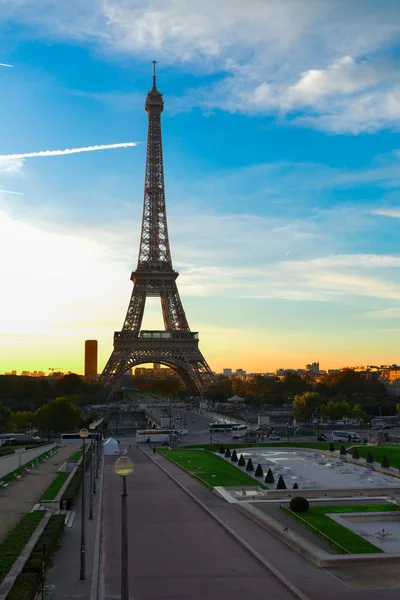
280;504;351;555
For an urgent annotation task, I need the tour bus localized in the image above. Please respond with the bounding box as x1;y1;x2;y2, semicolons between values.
332;431;361;443
230;424;248;439
209;422;240;433
60;432;95;445
135;429;181;444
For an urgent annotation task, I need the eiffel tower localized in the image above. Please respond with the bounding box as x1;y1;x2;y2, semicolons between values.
100;63;214;396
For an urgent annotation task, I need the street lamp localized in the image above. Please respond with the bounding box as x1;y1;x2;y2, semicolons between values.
79;428;89;580
286;422;290;443
88;423;96;519
114;456;135;600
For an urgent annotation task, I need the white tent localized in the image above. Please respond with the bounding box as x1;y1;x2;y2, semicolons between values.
103;437;120;456
227;395;245;403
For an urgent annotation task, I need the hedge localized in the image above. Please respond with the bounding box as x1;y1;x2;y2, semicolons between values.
0;512;44;584
6;515;65;600
39;472;70;502
61;447;91;510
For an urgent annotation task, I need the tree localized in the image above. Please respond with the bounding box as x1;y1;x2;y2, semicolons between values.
265;468;275;484
292;482;299;490
246;458;254;472
231;450;238;462
366;451;374;464
0;401;11;432
329;443;335;452
381;455;390;468
219;445;225;454
34;398;81;439
225;449;231;458
276;475;287;489
293;391;324;423
53;373;86;397
352;448;360;459
238;454;246;466
9;411;34;433
340;445;346;456
254;464;263;477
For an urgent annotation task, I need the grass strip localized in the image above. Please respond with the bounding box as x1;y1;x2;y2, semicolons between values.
284;504;398;554
159;448;266;488
68;448;83;462
0;512;44;583
39;472;70;501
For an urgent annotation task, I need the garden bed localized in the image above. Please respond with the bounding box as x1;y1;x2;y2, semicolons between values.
39;472;70;502
0;512;44;584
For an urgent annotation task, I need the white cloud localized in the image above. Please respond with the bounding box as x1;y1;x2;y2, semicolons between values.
0;157;25;174
370;208;400;218
1;0;400;132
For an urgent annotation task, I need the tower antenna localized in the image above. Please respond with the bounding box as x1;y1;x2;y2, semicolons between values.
152;60;157;90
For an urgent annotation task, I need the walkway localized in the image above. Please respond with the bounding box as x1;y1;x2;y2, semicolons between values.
0;445;73;542
101;448;296;600
149;449;400;600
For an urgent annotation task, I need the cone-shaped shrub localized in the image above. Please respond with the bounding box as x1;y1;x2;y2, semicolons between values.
292;482;299;489
238;454;246;467
340;445;347;455
225;449;231;458
219;445;225;454
329;443;335;452
277;475;287;489
366;451;374;464
265;468;275;484
254;463;264;477
352;448;360;459
290;496;309;512
381;455;390;468
246;458;254;472
231;449;238;462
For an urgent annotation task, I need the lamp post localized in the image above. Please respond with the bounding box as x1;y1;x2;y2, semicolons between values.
286;422;290;443
88;423;95;519
79;428;89;580
114;456;135;600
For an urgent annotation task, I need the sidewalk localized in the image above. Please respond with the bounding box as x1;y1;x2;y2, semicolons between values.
146;448;400;600
44;458;103;600
0;445;74;542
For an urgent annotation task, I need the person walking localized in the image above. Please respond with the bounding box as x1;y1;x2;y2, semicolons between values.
152;446;156;454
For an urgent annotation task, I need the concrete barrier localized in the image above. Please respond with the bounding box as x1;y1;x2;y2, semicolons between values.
0;443;57;480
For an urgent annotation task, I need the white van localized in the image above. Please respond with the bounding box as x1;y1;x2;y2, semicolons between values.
332;431;361;443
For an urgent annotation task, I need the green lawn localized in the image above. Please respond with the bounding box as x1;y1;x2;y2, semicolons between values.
39;472;70;501
186;441;353;452
284;504;398;554
68;448;83;462
0;512;44;583
351;446;400;468
159;448;265;488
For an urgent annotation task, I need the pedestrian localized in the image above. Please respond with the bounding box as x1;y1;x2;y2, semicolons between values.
152;446;156;454
146;437;151;445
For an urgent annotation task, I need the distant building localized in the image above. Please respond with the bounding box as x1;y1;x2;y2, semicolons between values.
223;368;232;376
235;368;246;377
306;362;320;375
84;340;98;377
379;366;400;397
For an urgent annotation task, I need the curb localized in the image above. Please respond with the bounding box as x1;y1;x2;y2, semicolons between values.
89;455;105;600
141;449;310;600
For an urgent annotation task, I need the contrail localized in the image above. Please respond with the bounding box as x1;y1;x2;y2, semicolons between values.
0;142;139;161
0;189;24;195
285;249;292;256
0;63;13;68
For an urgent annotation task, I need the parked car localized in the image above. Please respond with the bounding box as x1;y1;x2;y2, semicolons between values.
178;428;189;436
317;434;327;442
269;434;281;441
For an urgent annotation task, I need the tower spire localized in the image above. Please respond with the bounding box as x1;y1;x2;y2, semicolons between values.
152;60;157;90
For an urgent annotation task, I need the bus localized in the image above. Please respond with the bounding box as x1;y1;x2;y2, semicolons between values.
230;424;248;438
209;422;240;433
60;433;95;445
135;429;181;443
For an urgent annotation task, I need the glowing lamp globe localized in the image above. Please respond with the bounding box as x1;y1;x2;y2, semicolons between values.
79;428;89;439
114;456;135;478
89;422;96;431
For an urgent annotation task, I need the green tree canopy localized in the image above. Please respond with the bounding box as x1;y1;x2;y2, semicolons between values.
9;410;34;433
0;401;11;432
293;391;324;422
34;397;82;438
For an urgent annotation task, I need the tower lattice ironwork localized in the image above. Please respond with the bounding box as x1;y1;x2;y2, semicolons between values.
100;63;214;395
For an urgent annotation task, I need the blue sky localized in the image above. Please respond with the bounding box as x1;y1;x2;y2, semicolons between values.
0;0;399;374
